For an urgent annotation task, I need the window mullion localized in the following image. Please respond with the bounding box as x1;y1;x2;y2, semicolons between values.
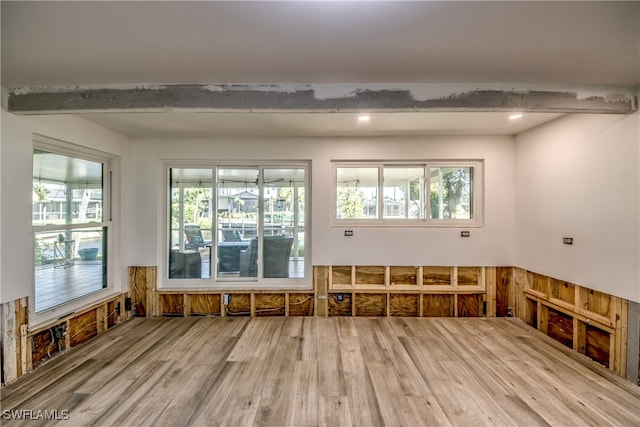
378;165;384;220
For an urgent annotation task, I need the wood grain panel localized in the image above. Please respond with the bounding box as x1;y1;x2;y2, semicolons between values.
550;279;574;306
328;293;352;316
128;266;152;317
389;294;418;317
31;327;64;365
107;301;117;327
457;294;482;317
69;310;98;347
161;294;184;316
586;325;610;368
389;267;417;285
355;266;385;285
288;294;314;316
525;298;538;327
331;266;353;286
354;293;386;317
547;308;573;349
190;294;221;316
495;267;510;317
532;273;549;297
583;289;611;317
227;294;251;316
255;293;286;317
422;267;451;286
422;295;454;317
458;267;481;287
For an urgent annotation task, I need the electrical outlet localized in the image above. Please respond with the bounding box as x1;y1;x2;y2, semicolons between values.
125;297;132;311
337;293;343;302
52;324;67;340
344;230;354;237
563;237;574;245
460;231;470;237
223;294;231;305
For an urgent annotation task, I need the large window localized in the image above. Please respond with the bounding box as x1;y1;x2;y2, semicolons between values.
167;164;308;284
334;161;482;226
33;145;110;313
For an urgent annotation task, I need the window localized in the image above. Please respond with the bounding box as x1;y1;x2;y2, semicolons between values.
429;165;474;221
333;161;482;226
33;145;111;313
167;163;308;284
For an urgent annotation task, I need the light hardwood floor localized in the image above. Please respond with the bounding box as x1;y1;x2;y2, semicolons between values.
2;317;639;426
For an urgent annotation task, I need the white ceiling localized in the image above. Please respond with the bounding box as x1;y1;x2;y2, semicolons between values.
2;1;638;137
76;111;565;137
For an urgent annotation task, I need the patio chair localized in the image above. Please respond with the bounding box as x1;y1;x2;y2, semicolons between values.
184;225;210;250
239;235;293;278
222;229;242;242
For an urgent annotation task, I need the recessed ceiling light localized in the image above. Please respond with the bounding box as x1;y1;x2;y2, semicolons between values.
509;113;523;120
358;115;370;123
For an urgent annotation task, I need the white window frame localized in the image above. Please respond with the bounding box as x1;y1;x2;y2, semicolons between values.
332;160;483;227
31;136;116;325
161;161;311;290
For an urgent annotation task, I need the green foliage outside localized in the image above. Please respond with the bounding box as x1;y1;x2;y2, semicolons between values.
430;168;471;219
337;187;366;219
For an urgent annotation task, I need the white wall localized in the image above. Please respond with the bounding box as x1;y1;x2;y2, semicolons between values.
0;109;130;319
128;135;517;284
515;112;640;303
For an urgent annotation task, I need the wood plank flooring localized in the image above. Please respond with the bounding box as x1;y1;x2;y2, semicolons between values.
2;317;639;426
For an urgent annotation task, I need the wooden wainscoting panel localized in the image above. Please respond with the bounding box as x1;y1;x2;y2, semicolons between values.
190;294;222;316
422;295;454;317
389;294;419;317
495;267;511;317
580;288;612;318
550;279;575;310
457;267;481;288
161;294;184;316
422;267;452;287
288;294;314;316
226;294;251;317
255;293;286;317
331;266;353;288
69;310;98;347
328;293;352;317
389;267;418;286
547;308;574;349
354;293;387;317
586;325;611;368
457;294;482;317
355;266;386;287
531;273;550;298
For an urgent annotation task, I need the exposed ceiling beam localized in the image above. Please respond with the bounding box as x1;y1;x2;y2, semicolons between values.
7;84;637;115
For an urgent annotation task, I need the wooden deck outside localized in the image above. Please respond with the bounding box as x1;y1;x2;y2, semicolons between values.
35;262;104;312
35;255;303;313
2;317;638;426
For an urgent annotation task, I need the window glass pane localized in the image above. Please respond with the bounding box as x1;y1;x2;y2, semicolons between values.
383;167;424;219
429;166;474;220
169;168;212;279
217;168;259;278
34;227;106;312
336;167;378;219
262;168;305;278
33;150;103;226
